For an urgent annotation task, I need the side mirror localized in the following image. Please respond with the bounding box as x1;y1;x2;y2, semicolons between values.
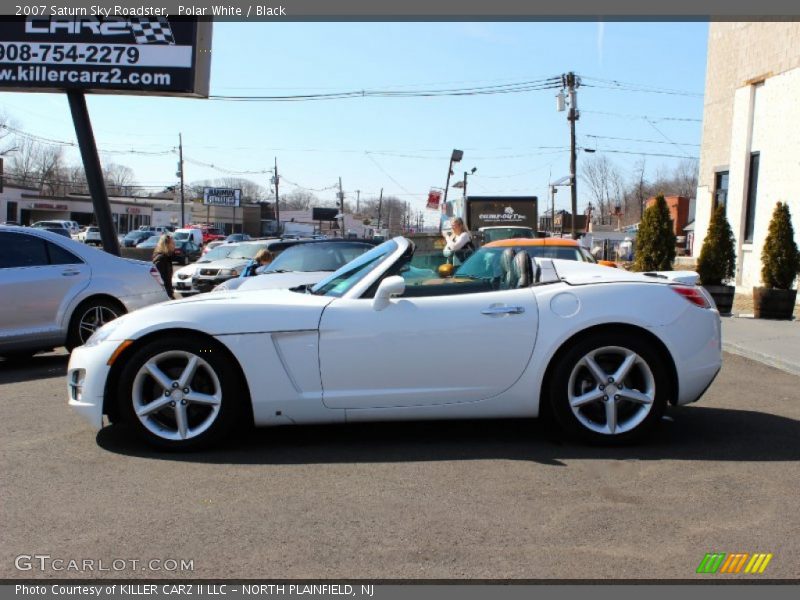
373;275;405;311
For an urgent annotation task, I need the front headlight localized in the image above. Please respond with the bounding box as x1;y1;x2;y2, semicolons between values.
84;321;119;347
219;269;239;278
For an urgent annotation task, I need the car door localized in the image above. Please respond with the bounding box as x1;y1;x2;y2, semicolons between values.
0;232;90;344
318;287;538;409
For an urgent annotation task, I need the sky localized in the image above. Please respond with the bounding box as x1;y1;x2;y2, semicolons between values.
0;21;709;225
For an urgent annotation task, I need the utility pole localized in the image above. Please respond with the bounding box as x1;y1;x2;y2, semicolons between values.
565;72;580;239
355;189;360;214
273;157;280;235
178;133;185;228
550;185;556;235
337;176;344;238
440;149;463;232
377;188;383;229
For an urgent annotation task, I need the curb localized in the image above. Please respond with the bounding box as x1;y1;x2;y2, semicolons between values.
722;341;800;377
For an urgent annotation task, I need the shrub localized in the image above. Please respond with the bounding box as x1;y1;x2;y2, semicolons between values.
632;195;676;271
761;202;800;289
697;204;736;286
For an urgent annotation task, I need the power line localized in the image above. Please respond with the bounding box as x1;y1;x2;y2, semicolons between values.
581;76;703;98
584;133;700;147
209;77;563;101
582;110;702;123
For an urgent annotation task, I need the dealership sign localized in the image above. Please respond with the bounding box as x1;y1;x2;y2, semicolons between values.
467;197;538;229
0;16;211;96
203;187;241;207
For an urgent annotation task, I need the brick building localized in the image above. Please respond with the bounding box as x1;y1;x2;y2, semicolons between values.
646;195;690;236
692;22;800;290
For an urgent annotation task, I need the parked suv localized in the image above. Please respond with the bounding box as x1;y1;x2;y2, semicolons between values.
0;227;168;358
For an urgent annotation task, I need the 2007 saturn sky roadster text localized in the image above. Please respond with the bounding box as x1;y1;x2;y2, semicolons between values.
67;237;722;450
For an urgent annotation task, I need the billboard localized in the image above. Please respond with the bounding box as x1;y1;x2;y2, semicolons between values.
203;187;241;207
312;207;339;221
0;16;211;97
466;196;538;230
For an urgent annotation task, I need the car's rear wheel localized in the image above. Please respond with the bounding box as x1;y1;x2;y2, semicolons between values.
116;336;243;450
548;332;668;444
66;298;124;351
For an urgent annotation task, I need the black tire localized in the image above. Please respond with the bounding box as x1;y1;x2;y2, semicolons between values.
116;335;244;451
548;331;669;445
66;298;125;351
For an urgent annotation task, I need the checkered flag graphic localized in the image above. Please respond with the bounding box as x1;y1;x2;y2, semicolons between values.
128;17;176;45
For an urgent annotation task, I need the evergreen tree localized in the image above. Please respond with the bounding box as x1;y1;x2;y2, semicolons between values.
632;195;676;271
697;204;737;285
761;202;800;289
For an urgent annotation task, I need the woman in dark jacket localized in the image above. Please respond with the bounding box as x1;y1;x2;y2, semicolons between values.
152;234;176;299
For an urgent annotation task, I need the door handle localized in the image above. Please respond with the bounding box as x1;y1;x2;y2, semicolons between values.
61;270;80;276
481;305;525;315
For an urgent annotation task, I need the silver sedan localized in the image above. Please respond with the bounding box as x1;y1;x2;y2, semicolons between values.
0;226;169;359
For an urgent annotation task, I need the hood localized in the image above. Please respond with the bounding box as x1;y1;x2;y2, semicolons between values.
196;257;250;270
101;288;334;342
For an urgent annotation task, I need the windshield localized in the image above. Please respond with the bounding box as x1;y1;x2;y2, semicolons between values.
265;243;372;273
174;232;190;241
482;227;534;243
455;245;587;279
202;244;237;262
125;231;149;239
310;240;397;297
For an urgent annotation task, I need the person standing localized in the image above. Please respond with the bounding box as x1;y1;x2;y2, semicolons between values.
152;234;176;299
442;217;475;264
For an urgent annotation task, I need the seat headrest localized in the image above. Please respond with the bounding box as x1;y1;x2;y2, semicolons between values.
513;250;534;288
500;248;518;289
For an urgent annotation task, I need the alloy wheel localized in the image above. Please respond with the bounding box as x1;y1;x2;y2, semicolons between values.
567;346;656;435
77;305;119;344
132;350;222;441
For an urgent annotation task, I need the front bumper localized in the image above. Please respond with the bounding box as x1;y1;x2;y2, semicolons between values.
67;341;118;430
192;276;232;293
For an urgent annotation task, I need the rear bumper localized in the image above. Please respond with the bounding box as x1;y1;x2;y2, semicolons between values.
654;306;722;406
119;289;169;313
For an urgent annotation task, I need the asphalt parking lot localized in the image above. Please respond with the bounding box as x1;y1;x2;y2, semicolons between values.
1;352;798;580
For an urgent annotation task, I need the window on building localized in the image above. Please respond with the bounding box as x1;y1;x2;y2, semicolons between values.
744;152;760;243
6;201;18;222
713;171;729;212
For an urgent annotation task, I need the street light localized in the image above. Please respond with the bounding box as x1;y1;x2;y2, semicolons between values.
439;149;463;232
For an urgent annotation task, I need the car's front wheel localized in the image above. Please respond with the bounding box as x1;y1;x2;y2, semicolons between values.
116;336;244;450
548;332;669;444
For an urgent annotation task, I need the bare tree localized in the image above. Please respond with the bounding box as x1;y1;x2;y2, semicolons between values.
104;162;135;196
280;190;318;211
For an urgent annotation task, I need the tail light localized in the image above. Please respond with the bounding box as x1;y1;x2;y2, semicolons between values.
671;285;711;309
149;266;164;285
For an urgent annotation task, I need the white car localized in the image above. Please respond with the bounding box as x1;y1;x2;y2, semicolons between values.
68;237;722;451
0;226;169;358
78;226;103;245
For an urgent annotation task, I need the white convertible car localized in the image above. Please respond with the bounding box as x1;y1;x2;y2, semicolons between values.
68;237;722;450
